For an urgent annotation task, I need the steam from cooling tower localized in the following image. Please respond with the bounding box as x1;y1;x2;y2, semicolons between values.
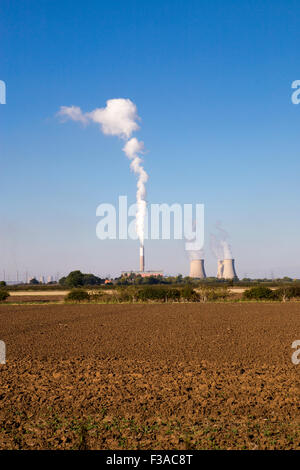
187;248;205;261
210;222;238;279
186;219;205;261
210;222;233;261
57;98;148;246
210;233;223;261
215;221;233;259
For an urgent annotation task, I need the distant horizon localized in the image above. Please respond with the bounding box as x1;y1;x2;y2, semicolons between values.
3;269;300;285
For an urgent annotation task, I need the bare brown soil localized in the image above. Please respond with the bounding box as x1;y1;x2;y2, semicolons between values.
0;303;299;450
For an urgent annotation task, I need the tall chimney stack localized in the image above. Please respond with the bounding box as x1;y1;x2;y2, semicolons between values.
189;259;206;278
222;259;238;279
217;260;224;279
139;245;145;272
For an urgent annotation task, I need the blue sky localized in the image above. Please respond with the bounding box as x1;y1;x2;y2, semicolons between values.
1;0;300;280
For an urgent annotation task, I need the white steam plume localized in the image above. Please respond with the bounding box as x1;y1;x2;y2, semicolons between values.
58;105;88;124
57;98;148;245
87;99;140;138
186;220;204;260
187;249;204;261
215;221;233;259
123;138;148;245
220;240;233;259
210;222;233;260
210;233;223;260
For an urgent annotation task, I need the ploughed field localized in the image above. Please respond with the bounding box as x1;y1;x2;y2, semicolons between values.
0;303;299;450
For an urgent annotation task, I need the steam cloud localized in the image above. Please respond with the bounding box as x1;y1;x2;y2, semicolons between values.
58;99;148;245
210;222;233;260
187;249;205;261
186;220;204;260
210;233;223;260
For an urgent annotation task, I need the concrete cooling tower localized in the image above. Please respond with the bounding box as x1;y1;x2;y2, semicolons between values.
189;259;206;279
217;260;224;279
222;259;238;279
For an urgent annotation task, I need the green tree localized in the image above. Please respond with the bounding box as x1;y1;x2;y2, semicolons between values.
61;271;84;288
59;271;103;287
243;286;275;300
58;276;67;286
82;274;103;286
65;289;90;302
0;290;9;301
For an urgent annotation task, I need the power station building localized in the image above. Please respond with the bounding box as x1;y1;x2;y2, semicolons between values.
121;271;163;278
121;243;163;278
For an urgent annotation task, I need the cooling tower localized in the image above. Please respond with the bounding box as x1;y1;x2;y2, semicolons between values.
139;245;145;272
217;260;224;279
189;259;206;279
222;259;238;279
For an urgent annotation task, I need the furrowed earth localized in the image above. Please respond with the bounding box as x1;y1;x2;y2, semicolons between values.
0;303;299;450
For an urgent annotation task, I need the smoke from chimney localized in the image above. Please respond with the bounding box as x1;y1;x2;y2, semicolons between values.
57;98;148;248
